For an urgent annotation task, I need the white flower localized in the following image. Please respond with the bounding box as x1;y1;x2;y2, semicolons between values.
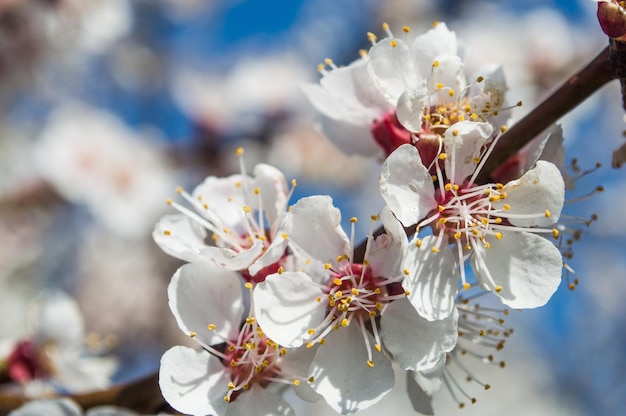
33;104;176;239
160;260;312;416
0;291;117;397
380;121;565;318
154;151;293;283
8;397;157;415
302;22;509;161
253;196;457;414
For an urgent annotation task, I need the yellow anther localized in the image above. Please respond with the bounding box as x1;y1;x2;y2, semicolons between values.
452;129;459;136
317;63;325;73
453;184;459;191
306;342;315;349
403;268;410;276
243;205;251;213
253;187;260;195
495;232;503;240
432;20;440;27
165;198;173;206
324;58;333;66
431;175;437;181
402;26;410;33
351;288;359;295
307;329;316;335
375;344;382;352
228;382;236;390
244;282;253;289
367;32;377;42
465;244;472;250
552;228;560;239
323;264;332;271
333;278;342;285
367;360;375;368
458;115;465;121
463;282;471;290
335;291;343;299
207;324;216;330
454;231;462;240
431;246;440;253
189;331;196;338
500;125;507;133
277;266;284;275
236;147;244;156
494;217;502;224
470;113;478;120
375;301;383;310
484;242;491;249
390;39;398;47
503;204;511;210
340;318;349;327
359;49;368;58
517;100;523;107
224;396;231;403
433;59;440;67
436;82;443;90
245;317;256;324
374;288;381;294
438;205;445;212
175;186;183;194
350;217;358;223
445;183;453;191
449;89;455;97
496;183;504;189
545;210;551;218
369;310;377;317
363;259;370;266
382;22;390;30
163;230;171;236
280;233;288;240
404;290;411;296
336;255;344;263
370;214;379;221
438;218;447;225
477;76;484;83
495;285;503;293
415;239;422;248
481;218;489;225
500;192;507;199
235;181;242;188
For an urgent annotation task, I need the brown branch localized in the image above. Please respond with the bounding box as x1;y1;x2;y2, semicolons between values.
476;45;617;183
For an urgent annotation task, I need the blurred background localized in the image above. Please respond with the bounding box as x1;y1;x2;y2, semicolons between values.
0;0;623;414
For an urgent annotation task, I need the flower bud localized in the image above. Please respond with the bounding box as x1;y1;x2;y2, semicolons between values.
597;0;626;40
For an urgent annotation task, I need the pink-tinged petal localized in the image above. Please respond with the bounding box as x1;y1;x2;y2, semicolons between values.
472;232;562;309
443;121;493;184
309;324;394;415
429;54;464;105
403;235;459;321
253;272;326;348
381;298;457;371
253;163;289;229
153;214;207;262
368;206;407;278
494;160;565;227
192;174;256;229
168;261;243;346
159;346;229;416
286;196;350;264
411;22;458;79
225;384;294;416
396;82;429;132
380;144;437;227
368;37;419;103
201;239;264;271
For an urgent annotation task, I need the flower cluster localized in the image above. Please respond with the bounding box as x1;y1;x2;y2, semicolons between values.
154;22;571;416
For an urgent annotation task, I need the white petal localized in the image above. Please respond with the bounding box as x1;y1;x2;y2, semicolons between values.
429;54;464;104
381;298;457;371
368;206;407;278
472;232;562;309
168;261;243;346
253;163;289;229
314;113;383;158
469;64;507;114
411;22;458;79
30;291;84;349
159;346;229;416
192;174;256;229
406;371;435;415
279;346;321;403
253;272;326;348
396;82;428;132
285;195;350;264
412;356;445;396
379;144;437;227
310;324;394;415
368;37;419;103
443;121;493;184
248;236;288;276
202;239;264;271
225;384;294;416
403;235;459;320
8;399;82;416
495;160;565;227
525;124;566;175
300;83;376;126
153;214;207;262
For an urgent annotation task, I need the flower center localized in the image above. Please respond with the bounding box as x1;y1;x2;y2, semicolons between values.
1;340;54;384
